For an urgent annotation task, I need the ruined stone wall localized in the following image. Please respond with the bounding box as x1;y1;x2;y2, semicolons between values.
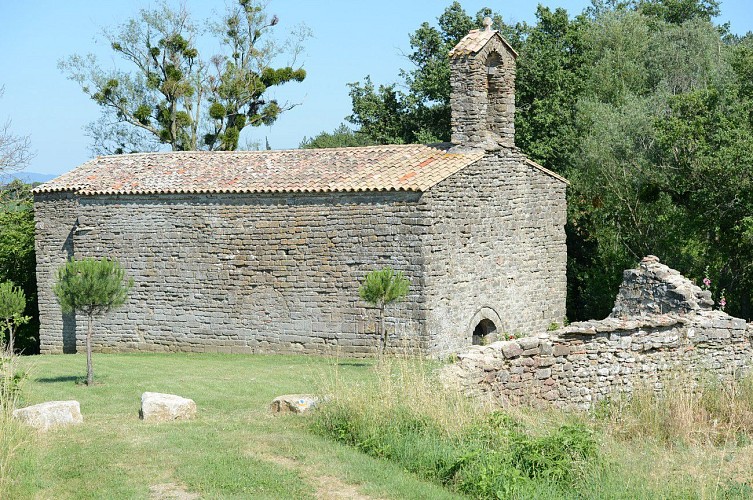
441;258;753;408
34;191;428;355
421;150;567;355
441;313;753;409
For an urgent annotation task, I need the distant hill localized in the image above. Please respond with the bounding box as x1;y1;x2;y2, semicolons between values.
2;171;58;184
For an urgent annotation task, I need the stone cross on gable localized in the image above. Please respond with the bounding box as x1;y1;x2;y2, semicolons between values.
483;17;493;31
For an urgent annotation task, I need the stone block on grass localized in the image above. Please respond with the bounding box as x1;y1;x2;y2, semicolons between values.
140;392;196;422
270;394;319;414
12;400;83;431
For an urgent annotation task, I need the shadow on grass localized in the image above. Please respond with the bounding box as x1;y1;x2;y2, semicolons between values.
34;376;83;384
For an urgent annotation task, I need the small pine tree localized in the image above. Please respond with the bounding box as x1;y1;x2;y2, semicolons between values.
359;268;410;355
0;281;29;354
53;258;133;386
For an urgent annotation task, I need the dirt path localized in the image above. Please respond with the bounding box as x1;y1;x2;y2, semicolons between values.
149;482;200;500
260;453;376;500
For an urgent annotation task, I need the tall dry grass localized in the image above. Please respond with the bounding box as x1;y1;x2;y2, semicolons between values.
597;372;753;446
318;349;487;438
0;351;28;495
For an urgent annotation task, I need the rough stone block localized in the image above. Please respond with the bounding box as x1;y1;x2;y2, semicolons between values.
140;392;196;422
12;401;83;431
552;344;571;356
536;356;555;367
501;342;523;359
518;337;540;350
270;394;319;414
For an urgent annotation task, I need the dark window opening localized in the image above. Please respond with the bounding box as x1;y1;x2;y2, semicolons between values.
472;319;497;345
485;52;503;134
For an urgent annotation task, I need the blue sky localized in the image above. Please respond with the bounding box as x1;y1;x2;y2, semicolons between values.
1;1;751;176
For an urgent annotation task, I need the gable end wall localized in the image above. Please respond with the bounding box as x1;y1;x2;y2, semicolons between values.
421;151;567;354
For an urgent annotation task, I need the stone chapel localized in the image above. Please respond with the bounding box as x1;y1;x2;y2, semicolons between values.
33;21;568;356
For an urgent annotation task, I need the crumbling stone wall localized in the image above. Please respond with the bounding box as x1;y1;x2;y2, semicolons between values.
441;257;753;409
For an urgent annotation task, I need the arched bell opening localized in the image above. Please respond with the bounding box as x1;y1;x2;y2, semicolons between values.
485;51;504;135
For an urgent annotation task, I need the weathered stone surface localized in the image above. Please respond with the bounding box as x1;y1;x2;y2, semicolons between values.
34;151;566;358
611;255;714;318
270;394;319;414
33;25;567;359
12;400;83;431
500;341;523;359
442;258;753;410
140;392;196;422
450;25;517;149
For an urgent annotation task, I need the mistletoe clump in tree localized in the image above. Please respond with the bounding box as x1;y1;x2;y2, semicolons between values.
60;0;309;155
53;258;133;386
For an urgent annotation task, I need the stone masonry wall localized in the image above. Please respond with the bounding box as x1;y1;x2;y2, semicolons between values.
450;35;516;150
422;150;567;355
34;192;79;354
35;191;428;356
441;257;753;408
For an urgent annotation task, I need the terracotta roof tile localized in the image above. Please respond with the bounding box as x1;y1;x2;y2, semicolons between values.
34;144;484;196
448;29;518;58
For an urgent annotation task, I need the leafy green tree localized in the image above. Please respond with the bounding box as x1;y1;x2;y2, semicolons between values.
300;124;376;149
345;2;510;145
634;0;720;24
53;258;133;386
359;268;410;355
514;6;589;172
0;282;29;354
60;0;309;154
337;0;751;323
565;4;738;319
0;181;38;353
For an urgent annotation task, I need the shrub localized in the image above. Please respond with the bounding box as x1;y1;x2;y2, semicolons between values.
312;359;601;499
0;281;30;353
358;268;410;354
53;257;133;385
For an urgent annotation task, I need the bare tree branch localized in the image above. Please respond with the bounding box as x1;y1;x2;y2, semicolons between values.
0;87;35;173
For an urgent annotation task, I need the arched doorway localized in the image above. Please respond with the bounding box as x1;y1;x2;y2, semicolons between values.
472;318;497;345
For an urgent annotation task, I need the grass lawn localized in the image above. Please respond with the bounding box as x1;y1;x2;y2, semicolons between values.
7;353;461;499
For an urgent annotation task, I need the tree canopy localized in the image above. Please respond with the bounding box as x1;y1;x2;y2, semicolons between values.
60;0;309;155
299;124;375;149
53;257;133;385
0;181;37;353
315;0;753;322
359;268;410;354
343;2;512;145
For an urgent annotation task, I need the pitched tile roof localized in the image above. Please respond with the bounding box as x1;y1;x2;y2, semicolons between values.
34;144;485;196
448;29;518;58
